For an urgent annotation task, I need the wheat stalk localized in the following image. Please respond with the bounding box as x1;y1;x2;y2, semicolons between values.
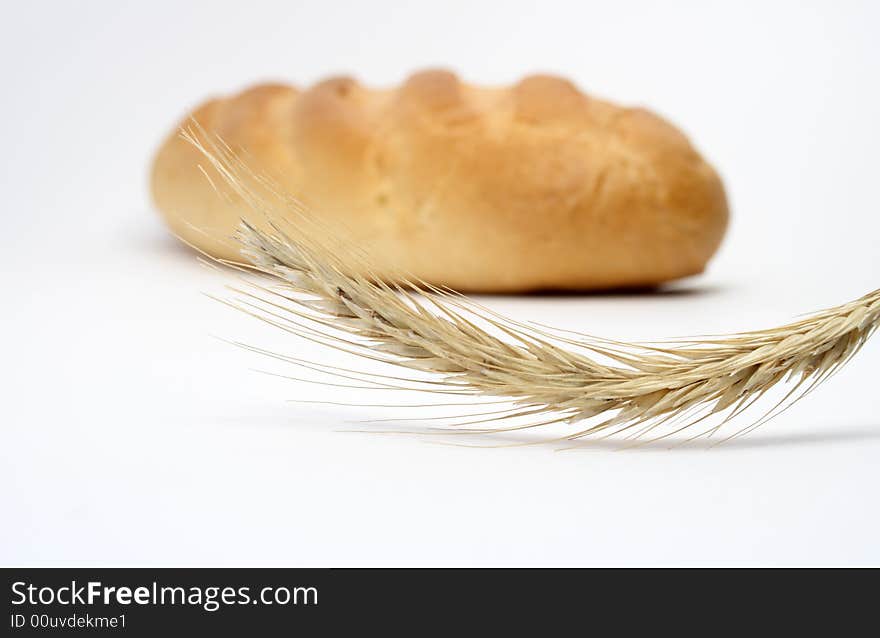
184;128;880;446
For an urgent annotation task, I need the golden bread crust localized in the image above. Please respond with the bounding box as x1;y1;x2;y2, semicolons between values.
151;70;728;292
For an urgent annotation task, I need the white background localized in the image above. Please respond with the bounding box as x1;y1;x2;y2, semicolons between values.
2;0;879;566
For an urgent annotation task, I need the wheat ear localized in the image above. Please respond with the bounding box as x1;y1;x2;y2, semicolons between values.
184;128;880;446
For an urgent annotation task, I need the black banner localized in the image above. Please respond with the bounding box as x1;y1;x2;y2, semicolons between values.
2;568;872;634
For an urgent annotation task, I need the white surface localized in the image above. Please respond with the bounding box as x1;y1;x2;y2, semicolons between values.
2;0;879;566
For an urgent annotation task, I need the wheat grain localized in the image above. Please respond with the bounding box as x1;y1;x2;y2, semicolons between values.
183;127;880;446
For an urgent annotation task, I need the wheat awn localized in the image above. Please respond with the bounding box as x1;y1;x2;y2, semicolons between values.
183;128;880;446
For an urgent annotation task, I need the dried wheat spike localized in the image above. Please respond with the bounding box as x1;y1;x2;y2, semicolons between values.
184;127;880;446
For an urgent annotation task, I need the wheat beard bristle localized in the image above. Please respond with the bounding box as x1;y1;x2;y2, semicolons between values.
181;125;880;448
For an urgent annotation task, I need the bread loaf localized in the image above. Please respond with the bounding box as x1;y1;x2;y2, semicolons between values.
151;70;728;292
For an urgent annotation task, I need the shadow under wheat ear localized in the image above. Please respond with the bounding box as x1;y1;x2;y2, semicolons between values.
182;125;880;447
